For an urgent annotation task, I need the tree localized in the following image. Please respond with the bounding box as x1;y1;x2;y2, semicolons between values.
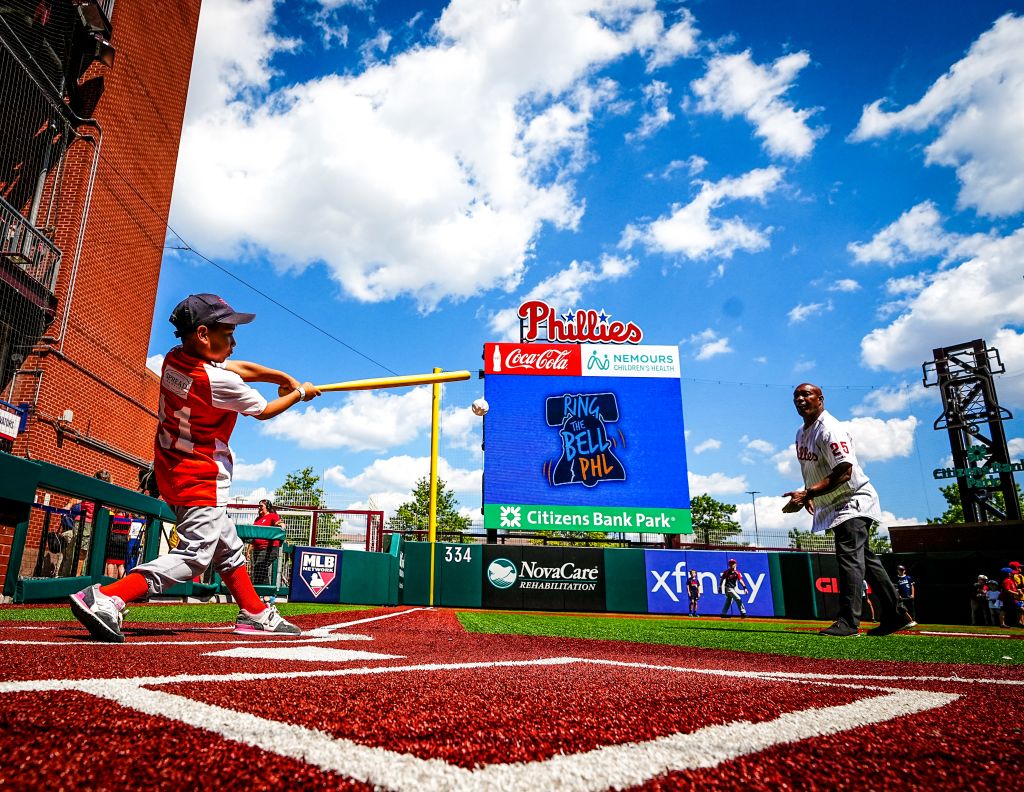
274;467;343;546
690;493;743;545
788;527;834;552
927;482;1024;524
390;477;472;541
787;523;890;554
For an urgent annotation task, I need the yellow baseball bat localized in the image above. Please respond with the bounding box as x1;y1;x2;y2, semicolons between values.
315;370;472;393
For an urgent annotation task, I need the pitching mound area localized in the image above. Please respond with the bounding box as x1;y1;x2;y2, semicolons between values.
1;607;1020;789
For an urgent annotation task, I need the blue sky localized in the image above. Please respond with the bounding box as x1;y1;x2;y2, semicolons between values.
148;0;1024;537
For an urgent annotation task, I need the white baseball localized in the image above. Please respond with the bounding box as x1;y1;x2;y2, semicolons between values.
471;398;489;417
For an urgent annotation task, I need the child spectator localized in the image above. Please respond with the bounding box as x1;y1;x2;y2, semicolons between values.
999;567;1020;628
687;569;701;617
895;564;916;619
988;580;1004;627
68;294;320;642
719;559;748;618
972;574;992;626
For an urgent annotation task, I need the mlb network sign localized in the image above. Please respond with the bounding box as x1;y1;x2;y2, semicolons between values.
644;550;776;617
289;546;343;603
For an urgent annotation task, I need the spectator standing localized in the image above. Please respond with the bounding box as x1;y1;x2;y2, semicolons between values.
999;567;1021;628
972;575;992;626
719;559;748;618
782;383;914;637
895;565;916;619
251;499;283;587
988;579;1005;627
104;513;130;579
862;580;876;622
687;569;701;617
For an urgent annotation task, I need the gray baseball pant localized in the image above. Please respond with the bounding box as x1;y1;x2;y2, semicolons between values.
131;506;246;595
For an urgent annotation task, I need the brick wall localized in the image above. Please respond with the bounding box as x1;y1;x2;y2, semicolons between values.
1;0;202;592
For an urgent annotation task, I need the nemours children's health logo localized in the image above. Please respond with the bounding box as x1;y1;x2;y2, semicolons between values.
298;550;337;598
545;392;625;488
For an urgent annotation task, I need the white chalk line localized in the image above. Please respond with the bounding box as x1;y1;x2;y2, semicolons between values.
0;606;428;648
0;657;958;792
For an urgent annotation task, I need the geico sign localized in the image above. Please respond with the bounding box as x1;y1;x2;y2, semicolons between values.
816;577;871;594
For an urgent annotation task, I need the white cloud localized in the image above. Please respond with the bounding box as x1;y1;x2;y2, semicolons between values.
746;438;775;455
852;381;934;416
736;495;811;534
787;300;831;324
687;328;733;361
846;416;918;463
828;278;861;293
184;0;297;121
488;253;637;339
885;273;929;296
657;155;707;179
621;167;783;260
860;229;1024;406
1008;437;1024;457
441;403;483;459
261;386;431;451
324;455;481;518
644;9;700;71
146;354;164;375
772;448;797;478
626;80;674;142
850;14;1024;217
793;359;815;374
691;49;823;159
232;457;277;482
847;201;992;265
688;470;748;496
693;438;721;454
174;0;700;309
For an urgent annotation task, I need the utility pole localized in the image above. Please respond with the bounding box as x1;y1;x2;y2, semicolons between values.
746;491;761;547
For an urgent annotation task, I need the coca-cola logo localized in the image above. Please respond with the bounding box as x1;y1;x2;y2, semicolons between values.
507;348;571;370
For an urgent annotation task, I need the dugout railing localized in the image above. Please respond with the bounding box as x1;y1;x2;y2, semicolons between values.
0;453;175;603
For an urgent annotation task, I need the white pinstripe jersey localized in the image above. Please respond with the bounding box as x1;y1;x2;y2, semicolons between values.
795;410;882;533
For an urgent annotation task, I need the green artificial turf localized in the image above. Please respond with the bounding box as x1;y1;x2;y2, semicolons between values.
0;602;367;624
457;612;1023;666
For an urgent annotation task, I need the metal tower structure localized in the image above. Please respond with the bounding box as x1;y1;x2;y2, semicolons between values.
923;339;1021;523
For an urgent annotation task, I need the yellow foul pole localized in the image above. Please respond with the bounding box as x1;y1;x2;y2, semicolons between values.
427;367;441;607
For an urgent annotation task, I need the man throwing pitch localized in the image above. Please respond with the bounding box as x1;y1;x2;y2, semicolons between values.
783;383;916;637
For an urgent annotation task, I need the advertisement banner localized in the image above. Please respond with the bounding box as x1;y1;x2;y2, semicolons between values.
289;546;343;604
644;550;776;617
482;545;605;612
483;347;690;534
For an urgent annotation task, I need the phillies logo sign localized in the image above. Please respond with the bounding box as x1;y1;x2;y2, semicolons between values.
518;300;643;344
298;551;337;598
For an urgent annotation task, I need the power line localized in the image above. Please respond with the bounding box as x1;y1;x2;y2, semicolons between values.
92;148;399;376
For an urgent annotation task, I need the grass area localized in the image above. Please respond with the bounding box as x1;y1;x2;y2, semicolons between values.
457;612;1023;666
0;602;368;624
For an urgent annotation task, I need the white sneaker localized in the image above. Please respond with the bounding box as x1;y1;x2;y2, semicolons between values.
234;603;301;636
69;584;125;643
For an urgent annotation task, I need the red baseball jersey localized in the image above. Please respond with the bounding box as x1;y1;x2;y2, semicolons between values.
154;346;267;507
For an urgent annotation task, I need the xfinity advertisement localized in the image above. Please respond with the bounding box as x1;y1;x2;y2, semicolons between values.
644;550;775;617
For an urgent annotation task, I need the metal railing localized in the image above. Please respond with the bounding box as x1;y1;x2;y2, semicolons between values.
0;192;61;292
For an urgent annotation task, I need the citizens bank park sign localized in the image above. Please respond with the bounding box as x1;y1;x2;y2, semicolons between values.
482;306;691;535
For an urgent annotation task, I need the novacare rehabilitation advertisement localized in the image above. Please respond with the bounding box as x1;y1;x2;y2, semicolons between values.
482;343;691;534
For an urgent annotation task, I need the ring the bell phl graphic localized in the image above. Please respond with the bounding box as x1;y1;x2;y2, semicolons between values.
547;392;625;487
482;301;692;535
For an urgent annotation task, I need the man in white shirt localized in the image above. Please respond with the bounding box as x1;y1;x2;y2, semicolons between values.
783;383;917;637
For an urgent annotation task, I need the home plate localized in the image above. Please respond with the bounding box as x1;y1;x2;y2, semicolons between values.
205;646;403;662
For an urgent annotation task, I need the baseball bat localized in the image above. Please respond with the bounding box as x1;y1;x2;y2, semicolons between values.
315;370;472;393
